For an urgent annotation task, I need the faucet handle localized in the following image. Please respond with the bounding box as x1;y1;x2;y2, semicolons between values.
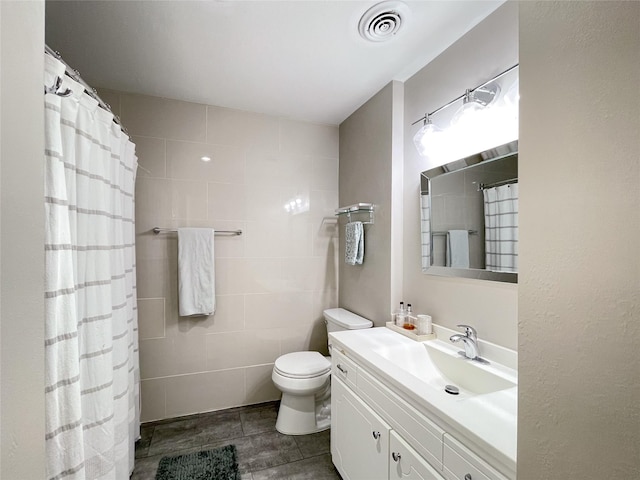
456;324;477;340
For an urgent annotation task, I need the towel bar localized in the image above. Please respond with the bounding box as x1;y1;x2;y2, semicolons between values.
152;227;242;236
432;230;477;236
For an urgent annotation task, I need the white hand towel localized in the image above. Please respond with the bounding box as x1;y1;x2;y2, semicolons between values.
446;230;470;268
345;221;364;265
178;228;216;316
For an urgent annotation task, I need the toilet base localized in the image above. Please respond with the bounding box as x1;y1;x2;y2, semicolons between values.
275;390;331;435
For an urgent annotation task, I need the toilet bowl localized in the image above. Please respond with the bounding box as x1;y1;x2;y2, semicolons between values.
272;308;372;435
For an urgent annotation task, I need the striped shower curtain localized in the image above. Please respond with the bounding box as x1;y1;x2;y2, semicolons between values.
44;54;140;479
483;183;519;273
420;193;431;271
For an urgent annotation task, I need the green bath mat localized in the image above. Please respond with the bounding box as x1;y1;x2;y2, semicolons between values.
155;444;240;480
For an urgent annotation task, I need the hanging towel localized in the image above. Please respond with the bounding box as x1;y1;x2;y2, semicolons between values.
446;230;470;268
178;228;216;316
345;221;364;265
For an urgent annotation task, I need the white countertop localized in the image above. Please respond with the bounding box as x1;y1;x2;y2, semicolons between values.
330;326;517;475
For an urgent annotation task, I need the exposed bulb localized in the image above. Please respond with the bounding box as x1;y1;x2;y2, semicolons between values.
413;117;443;159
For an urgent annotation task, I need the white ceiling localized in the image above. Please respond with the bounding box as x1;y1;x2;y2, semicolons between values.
45;1;503;125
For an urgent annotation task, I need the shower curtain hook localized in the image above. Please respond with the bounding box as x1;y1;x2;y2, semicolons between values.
44;76;72;97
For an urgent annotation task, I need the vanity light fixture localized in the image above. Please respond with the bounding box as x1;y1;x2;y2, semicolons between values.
451;84;500;125
412;113;442;158
412;64;518;162
449;83;500;149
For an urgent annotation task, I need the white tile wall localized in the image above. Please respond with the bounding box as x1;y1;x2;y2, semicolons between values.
137;298;165;339
110;89;339;422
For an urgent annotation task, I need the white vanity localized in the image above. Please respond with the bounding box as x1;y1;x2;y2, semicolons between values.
329;327;517;480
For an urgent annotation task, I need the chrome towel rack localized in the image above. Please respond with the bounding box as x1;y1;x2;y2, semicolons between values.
432;230;478;236
335;203;375;225
152;227;242;236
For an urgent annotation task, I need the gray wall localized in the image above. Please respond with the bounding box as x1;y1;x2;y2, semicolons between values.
0;1;46;478
338;81;403;325
518;2;640;478
403;2;519;350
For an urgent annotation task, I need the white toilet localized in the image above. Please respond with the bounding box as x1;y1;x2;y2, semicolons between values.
272;308;372;435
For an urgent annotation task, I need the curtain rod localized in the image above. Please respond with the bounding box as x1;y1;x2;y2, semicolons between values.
411;64;519;126
478;178;518;191
45;44;128;135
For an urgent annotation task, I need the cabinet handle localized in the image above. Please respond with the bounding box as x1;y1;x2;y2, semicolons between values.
372;431;380;440
337;364;347;375
392;452;401;462
464;474;472;480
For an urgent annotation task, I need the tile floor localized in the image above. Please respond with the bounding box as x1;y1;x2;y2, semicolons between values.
132;401;342;480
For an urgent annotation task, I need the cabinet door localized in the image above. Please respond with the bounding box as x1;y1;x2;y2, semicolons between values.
332;378;390;480
357;367;445;470
389;431;445;480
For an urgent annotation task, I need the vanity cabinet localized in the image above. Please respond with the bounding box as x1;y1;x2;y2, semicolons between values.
331;347;510;480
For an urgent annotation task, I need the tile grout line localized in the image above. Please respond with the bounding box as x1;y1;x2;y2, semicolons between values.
134;402;338;479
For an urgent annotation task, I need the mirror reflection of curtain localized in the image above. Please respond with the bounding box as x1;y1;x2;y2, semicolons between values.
420;194;431;270
483;184;518;272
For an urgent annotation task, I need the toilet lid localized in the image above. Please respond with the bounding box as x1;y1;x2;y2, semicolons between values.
274;352;331;379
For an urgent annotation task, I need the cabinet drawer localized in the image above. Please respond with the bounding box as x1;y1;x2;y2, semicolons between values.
442;434;508;480
332;348;358;391
357;367;444;471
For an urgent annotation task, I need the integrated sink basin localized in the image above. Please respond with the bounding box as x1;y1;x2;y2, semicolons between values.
373;338;516;395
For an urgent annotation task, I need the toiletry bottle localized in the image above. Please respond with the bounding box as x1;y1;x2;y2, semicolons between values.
404;304;415;330
396;302;406;327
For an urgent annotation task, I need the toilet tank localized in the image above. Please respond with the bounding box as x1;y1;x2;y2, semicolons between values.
323;308;372;334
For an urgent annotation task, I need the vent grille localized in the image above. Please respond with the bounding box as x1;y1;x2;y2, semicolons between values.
358;1;409;43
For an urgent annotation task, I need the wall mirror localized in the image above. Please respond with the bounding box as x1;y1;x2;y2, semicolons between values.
420;140;518;283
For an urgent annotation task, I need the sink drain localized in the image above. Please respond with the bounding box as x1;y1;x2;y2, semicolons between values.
444;385;459;395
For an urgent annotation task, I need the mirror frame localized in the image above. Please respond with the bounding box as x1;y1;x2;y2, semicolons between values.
420;140;518;284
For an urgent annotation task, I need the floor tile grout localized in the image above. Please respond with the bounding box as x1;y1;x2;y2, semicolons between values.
133;401;341;479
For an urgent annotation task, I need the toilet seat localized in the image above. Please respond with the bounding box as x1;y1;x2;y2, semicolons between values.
274;351;331;379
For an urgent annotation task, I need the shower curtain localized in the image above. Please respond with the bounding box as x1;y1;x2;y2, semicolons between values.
483;183;519;273
44;54;140;480
420;193;431;270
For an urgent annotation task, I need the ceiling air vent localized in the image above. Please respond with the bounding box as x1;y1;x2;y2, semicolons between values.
358;1;409;43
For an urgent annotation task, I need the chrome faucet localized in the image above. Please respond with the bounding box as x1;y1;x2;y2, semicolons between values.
450;324;480;360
